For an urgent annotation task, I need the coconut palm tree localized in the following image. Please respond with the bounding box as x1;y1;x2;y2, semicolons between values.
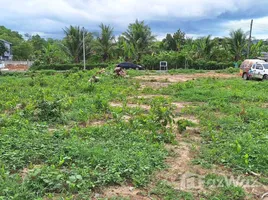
114;36;135;61
123;20;155;61
62;26;93;63
93;24;116;61
194;35;215;59
227;29;247;61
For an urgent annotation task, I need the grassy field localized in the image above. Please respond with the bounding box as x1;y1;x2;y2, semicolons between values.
0;69;267;199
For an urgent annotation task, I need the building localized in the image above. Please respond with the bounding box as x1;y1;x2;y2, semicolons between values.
0;39;13;61
257;52;268;62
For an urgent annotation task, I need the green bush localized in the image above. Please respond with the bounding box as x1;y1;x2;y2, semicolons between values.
189;60;233;70
141;53;234;70
30;63;109;71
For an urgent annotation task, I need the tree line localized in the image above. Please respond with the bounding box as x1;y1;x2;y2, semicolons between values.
1;20;268;69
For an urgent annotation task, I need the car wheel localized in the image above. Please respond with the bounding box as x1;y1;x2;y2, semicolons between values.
243;73;249;80
136;67;139;70
263;74;268;81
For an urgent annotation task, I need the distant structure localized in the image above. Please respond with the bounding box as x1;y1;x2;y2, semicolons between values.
160;61;168;71
0;39;13;61
257;52;268;62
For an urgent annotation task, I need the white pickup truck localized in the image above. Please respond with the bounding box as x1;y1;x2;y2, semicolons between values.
240;59;268;80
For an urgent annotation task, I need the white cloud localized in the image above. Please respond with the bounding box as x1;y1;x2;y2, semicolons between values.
222;16;268;39
0;0;267;38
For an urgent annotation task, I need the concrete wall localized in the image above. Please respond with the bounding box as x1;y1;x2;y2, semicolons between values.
0;61;33;71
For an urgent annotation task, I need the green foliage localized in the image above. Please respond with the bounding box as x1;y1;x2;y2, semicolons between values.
149;97;175;129
0;72;169;198
160;78;268;175
216;67;240;74
29;34;46;52
93;23;116;61
151;181;194;200
62;26;93;63
31;63;109;70
141;52;233;70
123;20;155;61
34;95;63;122
194;35;215;59
203;185;246;200
177;119;195;133
32;43;71;66
227;29;247;61
0;26;23;45
0;40;7;56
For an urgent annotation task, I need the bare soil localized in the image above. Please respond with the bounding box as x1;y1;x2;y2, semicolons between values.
78;120;107;127
5;64;29;71
135;72;238;83
128;95;170;99
110;102;151;110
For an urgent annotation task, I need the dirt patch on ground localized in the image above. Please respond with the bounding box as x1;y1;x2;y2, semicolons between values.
97;185;150;200
110;102;151;110
262;103;268;108
172;102;193;112
128;94;170;99
20;168;29;181
135;72;238;83
78;120;106;127
139;81;171;89
174;115;200;124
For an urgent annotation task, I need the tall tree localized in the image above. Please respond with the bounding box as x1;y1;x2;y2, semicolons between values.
173;29;186;50
93;23;115;61
194;35;215;59
13;41;34;60
30;34;47;52
227;29;247;61
116;36;135;61
62;26;93;63
33;43;70;65
161;34;177;51
123;20;155;61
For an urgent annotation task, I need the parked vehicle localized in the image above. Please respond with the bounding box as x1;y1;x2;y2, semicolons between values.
117;62;144;70
240;59;268;80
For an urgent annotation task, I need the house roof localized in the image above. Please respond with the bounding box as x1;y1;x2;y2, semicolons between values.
0;39;12;45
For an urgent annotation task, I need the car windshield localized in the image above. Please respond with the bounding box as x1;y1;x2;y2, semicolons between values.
262;64;268;69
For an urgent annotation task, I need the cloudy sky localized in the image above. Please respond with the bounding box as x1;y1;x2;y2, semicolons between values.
1;0;268;40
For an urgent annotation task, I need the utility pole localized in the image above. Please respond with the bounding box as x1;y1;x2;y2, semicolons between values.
247;19;253;58
83;27;86;70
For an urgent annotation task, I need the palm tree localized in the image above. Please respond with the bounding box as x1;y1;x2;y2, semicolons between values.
93;23;115;61
62;26;93;63
194;35;215;59
227;29;247;61
123;20;155;61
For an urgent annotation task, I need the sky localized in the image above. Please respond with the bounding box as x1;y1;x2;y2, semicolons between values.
1;0;268;40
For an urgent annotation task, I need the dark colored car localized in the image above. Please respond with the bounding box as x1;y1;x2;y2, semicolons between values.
117;62;144;70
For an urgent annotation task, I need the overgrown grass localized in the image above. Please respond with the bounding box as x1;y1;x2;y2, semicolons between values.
159;78;268;175
0;70;175;199
0;70;267;199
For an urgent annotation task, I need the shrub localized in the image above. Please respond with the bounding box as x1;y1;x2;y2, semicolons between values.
34;96;63;122
30;63;109;71
141;53;234;70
